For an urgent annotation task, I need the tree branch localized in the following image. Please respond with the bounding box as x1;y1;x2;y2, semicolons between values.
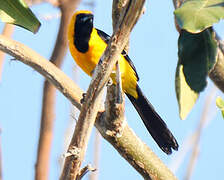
0;32;177;179
77;164;95;180
0;24;14;82
184;87;217;180
35;1;81;180
60;1;146;179
209;39;224;93
95;112;177;180
88;130;101;180
0;35;83;107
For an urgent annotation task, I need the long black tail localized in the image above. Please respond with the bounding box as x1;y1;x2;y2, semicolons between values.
126;85;178;154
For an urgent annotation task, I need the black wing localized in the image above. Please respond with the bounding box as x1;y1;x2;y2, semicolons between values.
96;28;110;44
96;28;139;81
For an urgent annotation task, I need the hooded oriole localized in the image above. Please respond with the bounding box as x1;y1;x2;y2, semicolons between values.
68;10;178;154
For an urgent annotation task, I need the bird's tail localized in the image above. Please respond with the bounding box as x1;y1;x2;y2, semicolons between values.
126;85;178;154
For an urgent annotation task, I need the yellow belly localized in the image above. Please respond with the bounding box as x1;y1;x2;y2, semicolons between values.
68;28;138;98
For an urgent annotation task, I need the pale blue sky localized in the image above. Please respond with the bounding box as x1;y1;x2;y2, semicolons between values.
0;1;224;180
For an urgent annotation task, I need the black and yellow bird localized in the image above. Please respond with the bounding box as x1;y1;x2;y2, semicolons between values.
68;10;178;154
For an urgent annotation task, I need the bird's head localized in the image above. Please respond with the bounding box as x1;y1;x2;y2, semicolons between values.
69;10;94;40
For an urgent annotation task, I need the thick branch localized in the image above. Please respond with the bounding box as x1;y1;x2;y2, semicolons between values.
0;34;177;180
60;1;145;179
96;112;177;180
112;0;130;52
209;43;224;93
107;0;145;139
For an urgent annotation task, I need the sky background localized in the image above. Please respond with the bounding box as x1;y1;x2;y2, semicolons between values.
0;0;224;180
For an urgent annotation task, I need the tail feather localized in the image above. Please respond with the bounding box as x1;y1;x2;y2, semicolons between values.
126;85;178;154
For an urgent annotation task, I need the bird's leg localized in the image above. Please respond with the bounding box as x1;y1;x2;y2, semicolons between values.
80;93;87;104
107;78;113;86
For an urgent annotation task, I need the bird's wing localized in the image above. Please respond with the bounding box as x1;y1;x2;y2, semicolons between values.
96;28;139;81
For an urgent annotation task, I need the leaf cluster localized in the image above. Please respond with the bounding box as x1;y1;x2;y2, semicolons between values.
174;0;224;119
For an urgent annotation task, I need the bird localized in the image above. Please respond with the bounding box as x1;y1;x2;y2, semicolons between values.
68;10;178;154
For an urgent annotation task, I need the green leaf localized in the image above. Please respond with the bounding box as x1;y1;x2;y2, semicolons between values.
174;0;224;33
0;0;41;33
178;28;218;92
216;96;224;118
175;62;199;120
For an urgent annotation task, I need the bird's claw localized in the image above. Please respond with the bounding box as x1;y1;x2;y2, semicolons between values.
80;93;87;104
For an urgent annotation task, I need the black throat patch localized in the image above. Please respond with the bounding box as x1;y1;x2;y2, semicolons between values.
74;13;93;53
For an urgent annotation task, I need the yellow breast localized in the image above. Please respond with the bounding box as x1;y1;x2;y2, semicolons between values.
68;26;138;98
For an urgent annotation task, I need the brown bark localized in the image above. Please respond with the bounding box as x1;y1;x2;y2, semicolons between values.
88;131;101;180
35;1;81;180
60;1;145;179
209;42;224;93
0;34;177;180
0;24;14;81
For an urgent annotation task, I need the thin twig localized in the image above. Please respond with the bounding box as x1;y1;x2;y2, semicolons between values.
0;24;14;82
77;164;96;180
0;35;83;107
35;1;81;180
59;66;79;171
89;130;101;180
169;133;197;173
172;0;182;33
184;87;217;180
172;0;183;9
169;86;217;174
0;34;177;180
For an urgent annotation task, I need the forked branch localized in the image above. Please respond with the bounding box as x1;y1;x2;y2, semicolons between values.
0;28;177;180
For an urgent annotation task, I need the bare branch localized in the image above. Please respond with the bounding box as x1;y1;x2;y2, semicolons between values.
0;24;14;82
77;164;96;180
95;112;177;180
106;0;144;139
209;37;224;93
105;83;125;137
89;131;101;180
35;1;81;180
172;0;183;9
172;0;182;33
184;87;217;180
0;34;177;180
0;35;83;107
112;0;130;52
60;1;145;179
